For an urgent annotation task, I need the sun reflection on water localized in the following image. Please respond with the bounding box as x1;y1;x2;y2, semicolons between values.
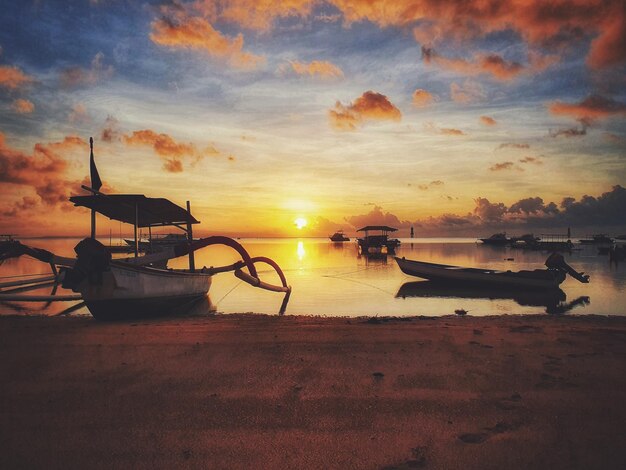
297;240;306;260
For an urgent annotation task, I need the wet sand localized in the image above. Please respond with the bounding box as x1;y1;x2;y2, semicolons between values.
1;313;625;469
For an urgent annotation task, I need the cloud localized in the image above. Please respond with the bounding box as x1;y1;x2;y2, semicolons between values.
450;79;485;104
278;60;344;79
423;48;526;81
11;98;34;114
604;132;626;145
549;95;626;124
412;88;434;107
425;122;466;136
0;133;87;210
509;197;557;215
345;205;410;229
480;115;496;126
100;115;120;143
519;156;542;165
150;13;264;70
59;52;113;88
473;197;508;222
0;65;33;90
417;180;444;190
68;103;90;124
497;143;529;150
489;161;522;171
123;129;222;172
549;126;587;138
190;0;314;32
329;91;401;131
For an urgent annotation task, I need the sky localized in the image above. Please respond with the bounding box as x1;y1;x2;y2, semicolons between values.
0;0;625;238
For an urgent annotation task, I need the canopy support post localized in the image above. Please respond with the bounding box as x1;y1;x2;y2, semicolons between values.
186;200;195;272
90;210;96;239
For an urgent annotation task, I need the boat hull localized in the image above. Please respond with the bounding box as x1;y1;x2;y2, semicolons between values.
74;262;211;320
395;257;565;289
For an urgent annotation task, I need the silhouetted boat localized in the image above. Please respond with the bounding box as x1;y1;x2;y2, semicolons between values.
478;232;510;246
357;226;400;254
394;253;589;289
396;281;589;314
579;234;613;245
329;231;350;242
0;138;291;320
124;233;198;251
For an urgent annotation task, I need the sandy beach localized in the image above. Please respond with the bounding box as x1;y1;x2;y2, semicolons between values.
1;313;625;469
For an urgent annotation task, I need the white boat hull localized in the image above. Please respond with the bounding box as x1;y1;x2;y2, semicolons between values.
77;262;211;320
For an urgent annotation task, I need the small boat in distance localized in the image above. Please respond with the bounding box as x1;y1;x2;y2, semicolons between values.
124;233;197;251
357;226;400;254
395;253;589;289
478;232;510;246
579;234;613;245
329;230;350;242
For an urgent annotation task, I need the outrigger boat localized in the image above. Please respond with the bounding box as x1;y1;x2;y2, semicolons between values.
395;253;589;289
0;138;291;320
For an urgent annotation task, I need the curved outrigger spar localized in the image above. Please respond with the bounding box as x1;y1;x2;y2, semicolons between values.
0;138;291;320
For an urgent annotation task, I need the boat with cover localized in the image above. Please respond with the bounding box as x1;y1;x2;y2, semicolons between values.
0;138;291;320
357;226;400;254
329;230;350;242
394;253;589;289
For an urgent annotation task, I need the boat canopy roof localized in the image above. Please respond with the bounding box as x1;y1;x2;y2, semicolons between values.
69;194;199;228
357;225;398;232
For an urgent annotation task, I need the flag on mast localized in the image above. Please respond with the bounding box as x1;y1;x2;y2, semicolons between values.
89;137;102;191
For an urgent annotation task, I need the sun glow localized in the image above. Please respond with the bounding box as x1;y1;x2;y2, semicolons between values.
294;217;308;230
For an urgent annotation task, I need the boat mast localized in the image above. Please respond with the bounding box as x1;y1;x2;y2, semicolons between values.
89;137;98;239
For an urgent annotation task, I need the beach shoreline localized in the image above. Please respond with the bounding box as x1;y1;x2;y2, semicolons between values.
1;313;625;469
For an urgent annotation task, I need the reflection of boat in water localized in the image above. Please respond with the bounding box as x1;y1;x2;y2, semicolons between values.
395;253;589;289
478;232;510;246
357;225;400;254
395;281;590;314
329;231;350;242
0;138;291;320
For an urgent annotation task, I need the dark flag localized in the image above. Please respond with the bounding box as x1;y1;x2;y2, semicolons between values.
89;137;102;191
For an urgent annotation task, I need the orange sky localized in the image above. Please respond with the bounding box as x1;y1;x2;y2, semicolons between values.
1;1;625;237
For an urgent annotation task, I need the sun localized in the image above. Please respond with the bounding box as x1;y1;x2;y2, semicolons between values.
294;217;308;230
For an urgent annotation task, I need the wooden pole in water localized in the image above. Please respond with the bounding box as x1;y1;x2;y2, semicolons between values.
186;200;195;272
134;203;139;258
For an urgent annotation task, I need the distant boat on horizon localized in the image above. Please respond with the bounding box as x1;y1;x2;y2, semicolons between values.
329;230;350;242
478;232;510;246
579;234;613;245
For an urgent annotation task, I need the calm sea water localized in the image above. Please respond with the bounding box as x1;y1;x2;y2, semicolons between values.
1;237;625;317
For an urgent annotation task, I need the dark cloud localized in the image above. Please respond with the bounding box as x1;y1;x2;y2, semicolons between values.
345;205;410;229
